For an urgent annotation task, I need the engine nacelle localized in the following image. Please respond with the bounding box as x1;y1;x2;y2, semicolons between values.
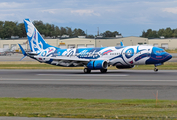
116;65;134;69
87;60;108;70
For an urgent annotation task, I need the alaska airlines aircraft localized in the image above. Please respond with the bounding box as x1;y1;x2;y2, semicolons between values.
19;19;172;73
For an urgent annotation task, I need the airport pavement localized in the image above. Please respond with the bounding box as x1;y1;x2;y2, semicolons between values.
0;53;35;61
0;69;177;100
0;54;176;120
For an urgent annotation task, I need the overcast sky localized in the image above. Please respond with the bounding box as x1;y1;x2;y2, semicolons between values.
1;0;177;36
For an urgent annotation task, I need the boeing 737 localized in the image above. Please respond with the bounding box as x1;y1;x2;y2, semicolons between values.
19;19;172;73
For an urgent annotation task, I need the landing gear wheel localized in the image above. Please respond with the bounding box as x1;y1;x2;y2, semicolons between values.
100;69;107;73
84;68;91;73
154;68;158;72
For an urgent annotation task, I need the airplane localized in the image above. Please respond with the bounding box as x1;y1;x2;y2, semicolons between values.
18;19;172;73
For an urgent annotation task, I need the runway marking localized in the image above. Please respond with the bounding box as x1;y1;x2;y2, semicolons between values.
36;74;129;77
0;78;177;82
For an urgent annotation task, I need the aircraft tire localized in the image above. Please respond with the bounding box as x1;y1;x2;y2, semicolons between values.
84;68;91;73
100;69;107;73
154;68;158;72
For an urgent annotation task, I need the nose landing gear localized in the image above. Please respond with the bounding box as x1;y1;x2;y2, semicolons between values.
154;63;162;72
154;67;158;72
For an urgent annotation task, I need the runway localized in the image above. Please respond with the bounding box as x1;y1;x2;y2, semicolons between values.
0;69;177;100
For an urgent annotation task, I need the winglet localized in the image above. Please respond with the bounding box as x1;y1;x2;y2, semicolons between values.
120;42;124;46
18;44;27;61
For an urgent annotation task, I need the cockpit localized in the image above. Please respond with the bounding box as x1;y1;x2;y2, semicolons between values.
152;47;166;55
156;50;165;53
149;47;172;64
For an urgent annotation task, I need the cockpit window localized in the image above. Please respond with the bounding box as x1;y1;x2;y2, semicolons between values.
156;50;165;53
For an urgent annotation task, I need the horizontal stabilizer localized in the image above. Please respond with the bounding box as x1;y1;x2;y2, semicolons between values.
18;44;27;56
18;44;27;61
27;52;38;55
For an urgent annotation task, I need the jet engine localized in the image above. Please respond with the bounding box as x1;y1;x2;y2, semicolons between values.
87;60;108;70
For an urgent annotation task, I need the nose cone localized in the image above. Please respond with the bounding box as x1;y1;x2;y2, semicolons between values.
168;53;172;60
163;53;172;62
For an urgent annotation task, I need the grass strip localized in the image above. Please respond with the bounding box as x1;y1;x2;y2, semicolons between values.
0;62;176;70
165;49;177;53
0;98;177;119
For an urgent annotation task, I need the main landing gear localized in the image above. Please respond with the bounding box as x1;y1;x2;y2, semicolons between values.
83;68;108;73
100;69;107;73
84;68;91;73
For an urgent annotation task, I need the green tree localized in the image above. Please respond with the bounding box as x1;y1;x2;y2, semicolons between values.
100;30;111;37
33;20;46;36
141;29;158;38
0;20;94;39
100;30;120;37
73;28;86;36
60;27;67;36
17;23;26;38
172;29;177;37
77;28;85;36
141;30;146;37
112;31;120;37
86;34;94;38
164;27;173;38
55;26;61;37
45;23;52;36
157;29;165;37
147;30;158;38
3;21;18;38
0;21;4;38
66;27;73;37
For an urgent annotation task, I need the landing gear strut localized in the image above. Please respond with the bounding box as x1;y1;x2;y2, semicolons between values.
154;64;160;72
84;68;91;73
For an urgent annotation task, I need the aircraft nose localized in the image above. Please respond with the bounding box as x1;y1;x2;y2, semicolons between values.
164;53;172;62
168;53;172;60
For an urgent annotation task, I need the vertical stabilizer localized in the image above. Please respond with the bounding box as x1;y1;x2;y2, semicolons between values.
120;42;124;46
24;19;54;53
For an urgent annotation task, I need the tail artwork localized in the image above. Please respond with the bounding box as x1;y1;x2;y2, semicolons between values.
18;18;172;73
23;19;57;56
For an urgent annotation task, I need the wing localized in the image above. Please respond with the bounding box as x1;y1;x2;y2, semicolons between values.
34;56;91;67
34;56;90;62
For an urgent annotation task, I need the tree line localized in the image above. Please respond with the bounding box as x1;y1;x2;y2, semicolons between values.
0;20;121;39
0;20;86;39
141;28;177;38
0;21;26;39
2;20;177;39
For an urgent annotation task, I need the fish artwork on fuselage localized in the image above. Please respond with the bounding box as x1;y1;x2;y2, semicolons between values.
18;18;172;73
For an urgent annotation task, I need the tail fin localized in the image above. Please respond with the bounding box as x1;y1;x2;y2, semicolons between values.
120;42;124;47
24;19;53;53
